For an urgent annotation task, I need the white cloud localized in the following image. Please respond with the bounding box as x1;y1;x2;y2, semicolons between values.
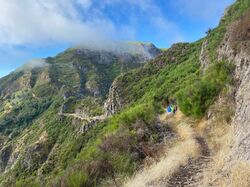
172;0;235;22
0;0;124;47
0;0;185;48
0;0;236;50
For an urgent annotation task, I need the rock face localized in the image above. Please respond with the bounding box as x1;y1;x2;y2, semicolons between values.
217;13;250;161
199;39;210;74
104;79;122;116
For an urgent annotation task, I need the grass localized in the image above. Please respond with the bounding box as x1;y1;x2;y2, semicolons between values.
198;95;249;186
205;0;250;60
230;162;250;187
196;91;235;186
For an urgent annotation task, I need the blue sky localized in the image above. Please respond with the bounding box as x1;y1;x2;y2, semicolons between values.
0;0;235;78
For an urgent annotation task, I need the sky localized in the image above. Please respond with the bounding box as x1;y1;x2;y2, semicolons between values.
0;0;235;78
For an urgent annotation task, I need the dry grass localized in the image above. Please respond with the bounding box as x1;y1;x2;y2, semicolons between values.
198;94;244;187
230;161;250;187
124;123;200;187
208;161;250;187
158;110;184;125
175;123;195;140
196;118;207;136
201;127;233;186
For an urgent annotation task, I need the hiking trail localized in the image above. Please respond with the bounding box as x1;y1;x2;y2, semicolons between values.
158;112;211;187
59;112;107;133
165;136;210;187
124;111;211;187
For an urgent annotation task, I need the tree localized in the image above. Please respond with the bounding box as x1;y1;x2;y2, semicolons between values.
206;28;212;35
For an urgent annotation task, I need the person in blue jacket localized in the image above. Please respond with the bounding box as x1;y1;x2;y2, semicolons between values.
166;104;177;114
166;105;172;113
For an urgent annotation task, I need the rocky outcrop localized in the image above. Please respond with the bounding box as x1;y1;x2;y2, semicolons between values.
34;68;51;86
104;79;122;116
217;13;250;161
199;39;210;74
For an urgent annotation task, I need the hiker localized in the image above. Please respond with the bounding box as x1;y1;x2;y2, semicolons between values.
166;103;177;114
170;105;174;113
166;105;172;113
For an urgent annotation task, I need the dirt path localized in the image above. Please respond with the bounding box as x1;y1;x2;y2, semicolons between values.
59;113;107;133
166;136;210;187
124;121;201;187
124;112;211;187
60;113;106;122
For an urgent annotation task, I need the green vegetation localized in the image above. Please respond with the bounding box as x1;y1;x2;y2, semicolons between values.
63;96;103;116
205;0;250;60
223;0;250;23
0;92;52;135
4;39;218;186
112;42;202;113
176;62;233;118
53;102;159;186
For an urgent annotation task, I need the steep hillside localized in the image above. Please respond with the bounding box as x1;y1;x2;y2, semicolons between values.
119;0;250;186
0;0;250;186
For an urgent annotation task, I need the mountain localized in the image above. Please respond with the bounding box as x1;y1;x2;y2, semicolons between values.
0;0;250;186
0;43;160;185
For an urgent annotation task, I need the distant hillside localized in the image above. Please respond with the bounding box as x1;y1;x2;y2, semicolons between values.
0;43;160;186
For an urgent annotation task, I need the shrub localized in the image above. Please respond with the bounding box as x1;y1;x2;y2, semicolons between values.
15;178;40;187
176;80;219;117
65;172;88;187
176;61;233;118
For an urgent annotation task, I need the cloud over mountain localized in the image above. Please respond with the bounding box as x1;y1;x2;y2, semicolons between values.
0;0;183;47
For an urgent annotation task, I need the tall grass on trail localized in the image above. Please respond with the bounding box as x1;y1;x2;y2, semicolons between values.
176;61;234;118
